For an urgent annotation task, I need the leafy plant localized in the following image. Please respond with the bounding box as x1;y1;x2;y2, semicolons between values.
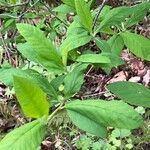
0;1;150;149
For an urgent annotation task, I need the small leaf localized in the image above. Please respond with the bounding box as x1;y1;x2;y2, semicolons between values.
107;81;150;108
53;4;75;13
121;31;150;61
62;0;75;8
77;54;111;63
100;52;124;74
60;33;92;65
16;23;64;73
13;76;49;118
108;35;124;55
95;38;111;53
65;100;143;137
66;19;88;36
0;119;46;150
64;63;88;97
60;33;92;52
75;0;93;32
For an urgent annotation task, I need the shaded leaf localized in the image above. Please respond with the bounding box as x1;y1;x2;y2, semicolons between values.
64;63;88;97
95;38;111;53
108;35;124;55
100;52;124;74
107;81;150;108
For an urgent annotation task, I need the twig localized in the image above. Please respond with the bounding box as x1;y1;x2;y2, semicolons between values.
92;0;108;31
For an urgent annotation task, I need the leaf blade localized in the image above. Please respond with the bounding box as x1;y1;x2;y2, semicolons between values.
0;119;46;150
65;100;143;137
13;76;49;118
121;31;150;61
16;23;64;73
107;81;150;108
75;0;93;32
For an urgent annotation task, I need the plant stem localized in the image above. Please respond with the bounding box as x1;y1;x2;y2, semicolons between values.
92;0;108;32
47;103;64;122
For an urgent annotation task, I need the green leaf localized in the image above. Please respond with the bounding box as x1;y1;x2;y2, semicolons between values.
100;52;124;74
13;76;49;118
0;68;28;86
77;53;111;64
107;81;150;108
126;2;150;27
62;0;75;8
75;0;93;32
121;32;150;61
66;19;88;36
67;106;107;137
95;38;111;53
108;35;124;55
64;63;88;97
61;32;92;52
0;68;58;99
60;34;92;65
98;6;131;30
0;119;46;150
65;100;143;137
16;23;64;73
65;100;143;135
53;4;75;13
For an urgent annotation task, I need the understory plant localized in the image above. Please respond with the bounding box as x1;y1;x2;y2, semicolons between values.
0;0;150;149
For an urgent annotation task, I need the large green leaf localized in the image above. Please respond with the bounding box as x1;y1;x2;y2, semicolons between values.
75;0;93;33
65;100;143;137
66;105;107;137
121;32;150;61
16;23;64;73
126;2;150;27
0;68;58;99
17;43;65;73
64;63;88;97
13;76;49;118
97;6;131;30
0;119;46;150
107;81;150;108
77;54;111;64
